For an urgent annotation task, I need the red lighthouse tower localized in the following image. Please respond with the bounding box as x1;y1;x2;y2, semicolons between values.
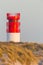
6;13;20;42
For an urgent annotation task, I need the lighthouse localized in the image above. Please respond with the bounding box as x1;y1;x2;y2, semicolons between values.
6;13;20;42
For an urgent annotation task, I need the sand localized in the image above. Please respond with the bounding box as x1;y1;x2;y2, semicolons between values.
0;42;43;65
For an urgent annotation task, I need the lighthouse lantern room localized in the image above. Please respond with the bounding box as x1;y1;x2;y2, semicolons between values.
6;13;20;42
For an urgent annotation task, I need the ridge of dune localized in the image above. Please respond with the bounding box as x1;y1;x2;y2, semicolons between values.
0;42;43;65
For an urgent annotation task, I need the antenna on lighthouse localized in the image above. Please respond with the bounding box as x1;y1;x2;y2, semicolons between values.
6;13;20;42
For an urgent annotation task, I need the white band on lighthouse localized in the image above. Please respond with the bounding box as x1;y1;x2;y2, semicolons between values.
7;33;20;42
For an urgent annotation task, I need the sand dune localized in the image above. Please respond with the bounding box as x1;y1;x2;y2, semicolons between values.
0;42;43;65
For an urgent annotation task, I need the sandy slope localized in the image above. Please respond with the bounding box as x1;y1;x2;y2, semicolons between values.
0;42;43;65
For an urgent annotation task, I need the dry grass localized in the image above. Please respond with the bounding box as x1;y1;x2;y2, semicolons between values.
0;42;43;65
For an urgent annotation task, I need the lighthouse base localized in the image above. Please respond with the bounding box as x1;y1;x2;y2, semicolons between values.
7;33;20;42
